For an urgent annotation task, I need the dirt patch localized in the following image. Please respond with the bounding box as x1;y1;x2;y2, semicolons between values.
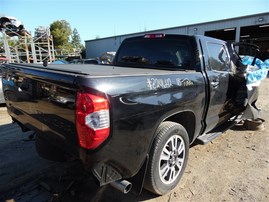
0;79;268;202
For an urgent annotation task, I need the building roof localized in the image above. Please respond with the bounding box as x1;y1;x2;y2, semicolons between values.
85;12;269;42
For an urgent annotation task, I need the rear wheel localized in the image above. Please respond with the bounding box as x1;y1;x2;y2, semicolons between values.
144;121;189;195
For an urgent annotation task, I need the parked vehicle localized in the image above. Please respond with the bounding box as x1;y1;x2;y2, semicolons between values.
99;51;116;64
51;60;69;64
1;34;258;195
0;57;8;64
0;15;26;36
70;58;99;64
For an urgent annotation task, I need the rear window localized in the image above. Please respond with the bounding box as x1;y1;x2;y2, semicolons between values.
114;37;197;70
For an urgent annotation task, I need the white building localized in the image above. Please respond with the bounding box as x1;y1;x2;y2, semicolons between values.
85;12;269;60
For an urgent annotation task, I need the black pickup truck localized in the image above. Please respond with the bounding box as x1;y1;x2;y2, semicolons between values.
1;34;257;195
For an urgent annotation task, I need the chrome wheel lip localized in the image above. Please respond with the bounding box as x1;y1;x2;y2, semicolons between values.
158;135;185;185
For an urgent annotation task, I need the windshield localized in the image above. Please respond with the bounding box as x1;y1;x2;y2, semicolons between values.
114;38;196;70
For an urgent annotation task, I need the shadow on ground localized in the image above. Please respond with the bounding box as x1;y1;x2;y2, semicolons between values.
0;123;159;202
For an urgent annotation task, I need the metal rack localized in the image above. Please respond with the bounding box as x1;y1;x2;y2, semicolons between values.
33;26;55;63
1;27;55;63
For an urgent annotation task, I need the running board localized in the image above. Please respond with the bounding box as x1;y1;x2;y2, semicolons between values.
197;131;223;144
197;120;237;144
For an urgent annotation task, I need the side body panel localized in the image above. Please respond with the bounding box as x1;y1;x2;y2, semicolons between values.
1;63;207;182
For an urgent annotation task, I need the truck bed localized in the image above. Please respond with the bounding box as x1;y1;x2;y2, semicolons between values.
2;62;206;184
11;63;190;77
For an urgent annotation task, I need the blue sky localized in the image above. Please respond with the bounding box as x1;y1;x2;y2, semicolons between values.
1;0;269;43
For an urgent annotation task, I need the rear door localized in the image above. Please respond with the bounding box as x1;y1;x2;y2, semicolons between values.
200;39;237;132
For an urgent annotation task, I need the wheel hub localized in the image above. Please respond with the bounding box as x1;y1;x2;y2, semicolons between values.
169;151;177;166
159;135;186;184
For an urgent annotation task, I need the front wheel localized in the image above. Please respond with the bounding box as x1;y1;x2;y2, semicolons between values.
144;121;189;195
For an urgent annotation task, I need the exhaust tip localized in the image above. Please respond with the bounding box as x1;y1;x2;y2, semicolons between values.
110;180;132;194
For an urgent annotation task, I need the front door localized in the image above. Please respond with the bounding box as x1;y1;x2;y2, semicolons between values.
202;41;239;132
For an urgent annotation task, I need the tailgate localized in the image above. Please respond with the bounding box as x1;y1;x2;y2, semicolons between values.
1;64;80;156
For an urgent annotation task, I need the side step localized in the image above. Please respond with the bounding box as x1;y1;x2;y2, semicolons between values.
197;120;238;144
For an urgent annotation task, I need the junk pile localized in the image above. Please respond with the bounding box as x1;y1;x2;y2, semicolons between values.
240;56;268;130
242;56;269;89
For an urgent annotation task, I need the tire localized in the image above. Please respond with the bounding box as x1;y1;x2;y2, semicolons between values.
35;134;67;162
144;121;189;195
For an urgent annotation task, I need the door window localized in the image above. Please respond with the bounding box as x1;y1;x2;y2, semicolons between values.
207;43;230;71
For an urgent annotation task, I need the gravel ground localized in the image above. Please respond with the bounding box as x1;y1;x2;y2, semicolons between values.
0;79;268;202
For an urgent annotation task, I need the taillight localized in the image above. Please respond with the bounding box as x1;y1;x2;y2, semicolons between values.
144;33;165;38
76;92;110;149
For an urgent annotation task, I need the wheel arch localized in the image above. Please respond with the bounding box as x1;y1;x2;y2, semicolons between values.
136;111;196;193
144;120;190;195
164;111;196;144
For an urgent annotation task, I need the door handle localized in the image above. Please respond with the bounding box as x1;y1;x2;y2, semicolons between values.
211;79;219;88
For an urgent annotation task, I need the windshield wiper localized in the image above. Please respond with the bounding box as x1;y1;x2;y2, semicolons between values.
120;56;150;64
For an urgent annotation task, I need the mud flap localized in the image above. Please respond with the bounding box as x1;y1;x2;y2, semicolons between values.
129;154;149;195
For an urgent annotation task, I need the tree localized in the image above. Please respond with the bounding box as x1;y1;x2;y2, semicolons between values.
71;28;82;50
80;46;86;58
50;20;72;49
50;20;84;56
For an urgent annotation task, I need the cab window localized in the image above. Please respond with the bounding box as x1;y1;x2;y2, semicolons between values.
207;43;230;71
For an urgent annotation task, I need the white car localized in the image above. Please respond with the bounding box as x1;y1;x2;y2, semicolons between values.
0;15;25;36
